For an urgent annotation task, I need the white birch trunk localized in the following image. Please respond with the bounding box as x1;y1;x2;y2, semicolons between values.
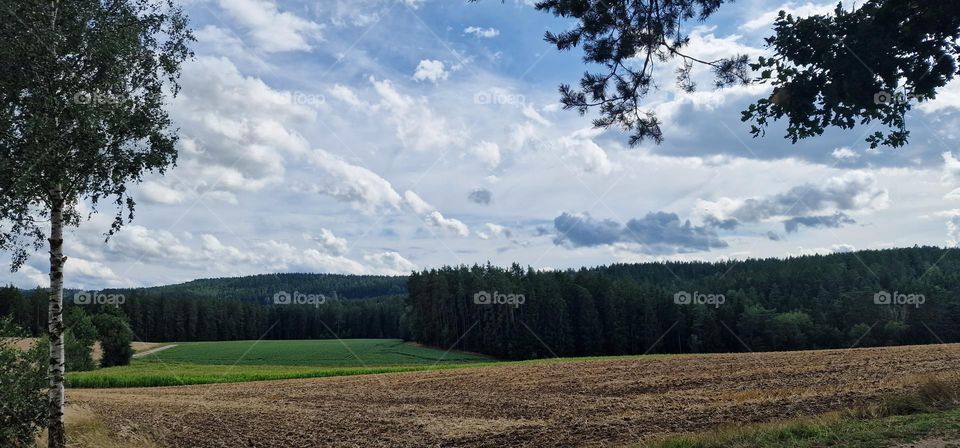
47;194;66;448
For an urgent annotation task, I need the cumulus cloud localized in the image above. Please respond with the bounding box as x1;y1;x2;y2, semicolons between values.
217;0;323;52
308;229;349;256
151;56;315;204
402;190;434;215
557;128;617;175
331;78;464;151
831;147;858;160
413;59;449;83
402;191;471;237
552;211;728;254
363;251;417;275
740;2;838;32
464;26;499;38
426;211;470;237
307;149;403;212
89;223;411;277
477;223;512;240
469;141;502;169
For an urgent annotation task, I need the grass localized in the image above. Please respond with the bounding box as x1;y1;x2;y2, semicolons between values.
67;338;495;388
643;376;960;448
135;338;491;366
65;360;496;388
38;405;158;448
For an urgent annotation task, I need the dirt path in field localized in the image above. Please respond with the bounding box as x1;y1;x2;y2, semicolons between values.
71;344;960;448
132;344;177;359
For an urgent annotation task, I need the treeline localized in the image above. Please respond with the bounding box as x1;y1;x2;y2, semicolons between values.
7;247;960;355
0;288;408;342
106;272;407;302
408;247;960;359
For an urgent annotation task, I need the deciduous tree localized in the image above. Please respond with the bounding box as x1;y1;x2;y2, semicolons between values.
0;1;192;446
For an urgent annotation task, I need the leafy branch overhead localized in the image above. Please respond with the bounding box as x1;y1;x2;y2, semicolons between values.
744;0;960;148
533;0;750;146
518;0;959;148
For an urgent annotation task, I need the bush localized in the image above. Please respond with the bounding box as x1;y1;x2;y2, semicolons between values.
65;307;97;371
93;313;133;367
0;317;47;447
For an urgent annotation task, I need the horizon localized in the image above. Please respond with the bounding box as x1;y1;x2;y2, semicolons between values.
4;244;951;291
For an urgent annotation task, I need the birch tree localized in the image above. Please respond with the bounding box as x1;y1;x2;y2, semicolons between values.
0;1;191;446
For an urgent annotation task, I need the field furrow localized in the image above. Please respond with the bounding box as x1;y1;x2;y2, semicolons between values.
71;343;960;447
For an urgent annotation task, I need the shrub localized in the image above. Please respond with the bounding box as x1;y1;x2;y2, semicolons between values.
93;313;133;368
0;317;47;447
65;307;97;372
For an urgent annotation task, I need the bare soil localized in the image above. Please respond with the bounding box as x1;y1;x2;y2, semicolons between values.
70;344;960;448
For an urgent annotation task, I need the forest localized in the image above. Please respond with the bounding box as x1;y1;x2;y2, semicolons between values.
2;247;959;357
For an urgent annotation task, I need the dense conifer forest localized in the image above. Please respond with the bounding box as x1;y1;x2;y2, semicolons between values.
3;247;958;357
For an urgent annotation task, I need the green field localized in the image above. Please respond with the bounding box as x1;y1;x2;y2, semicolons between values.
137;339;490;366
67;339;494;388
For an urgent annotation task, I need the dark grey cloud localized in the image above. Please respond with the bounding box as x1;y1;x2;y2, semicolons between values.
727;174;883;223
552;211;727;254
703;173;884;237
704;215;740;230
783;212;856;233
766;231;781;241
468;188;492;205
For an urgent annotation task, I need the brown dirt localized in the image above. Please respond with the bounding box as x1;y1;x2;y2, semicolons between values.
70;344;960;448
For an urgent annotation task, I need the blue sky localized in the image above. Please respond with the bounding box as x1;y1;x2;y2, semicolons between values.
4;0;960;289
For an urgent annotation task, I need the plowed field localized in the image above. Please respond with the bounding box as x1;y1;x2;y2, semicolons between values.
71;343;960;447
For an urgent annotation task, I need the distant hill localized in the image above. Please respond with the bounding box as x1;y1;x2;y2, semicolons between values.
105;272;407;302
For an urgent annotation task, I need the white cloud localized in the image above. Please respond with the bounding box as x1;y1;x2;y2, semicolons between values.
740;2;837;32
477;223;511;240
469;141;502;169
426;211;470;237
464;26;499;38
307;149;403;212
557;128;618;175
413;59;449;83
832;147;858;160
217;0;323;52
152;56;315;204
363;251;417;275
402;190;434;215
310;229;350;256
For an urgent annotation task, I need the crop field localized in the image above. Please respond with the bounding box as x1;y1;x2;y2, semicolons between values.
133;339;491;366
66;339;493;388
71;343;960;448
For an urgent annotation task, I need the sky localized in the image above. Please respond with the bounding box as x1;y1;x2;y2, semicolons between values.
4;0;960;289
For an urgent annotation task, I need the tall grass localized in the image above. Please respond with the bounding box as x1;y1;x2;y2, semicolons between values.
65;363;494;388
